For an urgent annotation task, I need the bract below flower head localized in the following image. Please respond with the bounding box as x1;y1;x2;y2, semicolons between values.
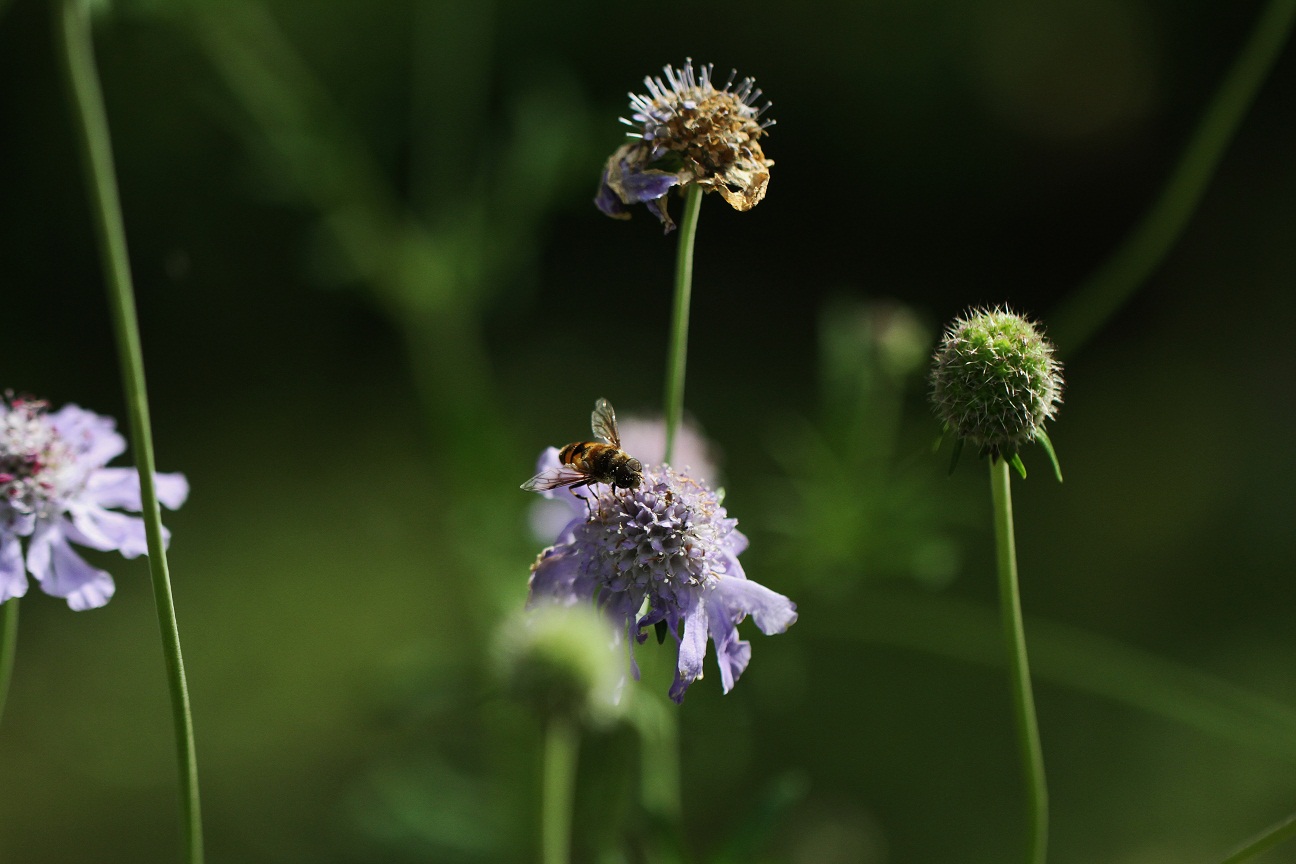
596;59;775;232
0;397;188;610
525;448;796;703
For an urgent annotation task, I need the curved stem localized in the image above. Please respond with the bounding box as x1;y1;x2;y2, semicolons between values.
1052;0;1296;355
542;716;580;864
58;3;204;862
991;458;1048;864
662;185;703;465
0;599;17;727
1220;811;1296;864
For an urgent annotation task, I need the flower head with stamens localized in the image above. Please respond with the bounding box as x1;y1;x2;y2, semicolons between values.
0;397;188;610
596;59;775;232
525;447;796;703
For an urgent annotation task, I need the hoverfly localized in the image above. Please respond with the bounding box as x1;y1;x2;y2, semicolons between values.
521;398;644;496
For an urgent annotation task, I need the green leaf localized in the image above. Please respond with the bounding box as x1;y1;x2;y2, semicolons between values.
1035;428;1064;483
1009;452;1027;479
947;437;965;475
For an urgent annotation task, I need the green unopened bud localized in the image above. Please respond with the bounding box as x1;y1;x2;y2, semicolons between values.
930;306;1063;464
495;602;626;725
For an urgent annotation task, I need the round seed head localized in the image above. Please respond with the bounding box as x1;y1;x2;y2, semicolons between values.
929;306;1063;458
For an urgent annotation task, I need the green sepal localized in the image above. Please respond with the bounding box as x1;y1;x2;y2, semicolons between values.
947;436;965;475
1035;428;1064;483
655;619;669;645
1009;452;1027;480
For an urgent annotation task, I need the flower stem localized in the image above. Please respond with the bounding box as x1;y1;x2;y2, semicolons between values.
542;716;580;864
662;184;703;465
1220;811;1296;864
990;458;1048;864
57;3;204;862
1051;0;1296;355
0;599;17;727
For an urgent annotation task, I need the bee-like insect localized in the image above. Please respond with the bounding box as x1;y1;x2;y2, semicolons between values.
522;398;644;494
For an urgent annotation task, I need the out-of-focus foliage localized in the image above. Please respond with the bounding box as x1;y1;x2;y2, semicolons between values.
2;0;1295;861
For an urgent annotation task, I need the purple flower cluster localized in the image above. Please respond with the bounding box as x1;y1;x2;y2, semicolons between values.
0;398;188;610
525;447;796;703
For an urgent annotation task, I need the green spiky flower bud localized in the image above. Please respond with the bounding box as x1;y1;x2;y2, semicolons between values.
930;307;1063;470
494;602;626;725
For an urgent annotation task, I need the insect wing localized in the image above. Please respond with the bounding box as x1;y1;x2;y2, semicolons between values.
521;465;592;492
590;398;621;448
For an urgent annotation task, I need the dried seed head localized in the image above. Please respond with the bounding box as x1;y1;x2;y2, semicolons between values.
596;59;775;231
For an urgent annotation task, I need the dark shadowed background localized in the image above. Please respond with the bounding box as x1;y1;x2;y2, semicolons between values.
1;0;1294;861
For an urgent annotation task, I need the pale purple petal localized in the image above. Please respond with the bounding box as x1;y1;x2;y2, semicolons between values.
25;524;56;585
42;536;115;611
48;404;125;468
702;588;752;693
527;545;595;607
713;577;799;635
85;468;189;511
0;534;29;602
669;594;708;703
65;507;157;558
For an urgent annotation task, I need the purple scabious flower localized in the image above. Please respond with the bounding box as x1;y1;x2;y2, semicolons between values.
0;397;188;610
525;448;796;703
596;59;775;232
527;414;719;542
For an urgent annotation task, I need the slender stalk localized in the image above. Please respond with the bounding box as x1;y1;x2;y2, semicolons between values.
662;185;703;465
1220;811;1296;864
1052;0;1296;355
57;3;204;862
542;716;580;864
990;458;1048;864
0;599;18;726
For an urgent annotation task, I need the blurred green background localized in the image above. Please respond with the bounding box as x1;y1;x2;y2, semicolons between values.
2;0;1295;861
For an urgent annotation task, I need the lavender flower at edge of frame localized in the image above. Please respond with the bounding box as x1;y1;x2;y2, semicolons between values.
525;447;796;703
0;398;189;611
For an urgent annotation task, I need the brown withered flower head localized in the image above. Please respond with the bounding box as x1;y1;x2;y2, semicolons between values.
595;60;775;232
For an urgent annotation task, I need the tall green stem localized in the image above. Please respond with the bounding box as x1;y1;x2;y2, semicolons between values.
990;458;1047;864
58;3;204;862
0;599;18;726
1220;811;1296;864
662;185;703;465
542;716;580;864
1052;0;1296;355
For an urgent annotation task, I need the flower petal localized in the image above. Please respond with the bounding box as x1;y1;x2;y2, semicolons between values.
40;535;115;610
669;593;707;703
0;534;29;603
48;404;125;468
25;523;56;584
527;545;594;607
65;506;157;558
713;577;798;635
85;468;189;511
594;169;631;220
704;592;752;693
